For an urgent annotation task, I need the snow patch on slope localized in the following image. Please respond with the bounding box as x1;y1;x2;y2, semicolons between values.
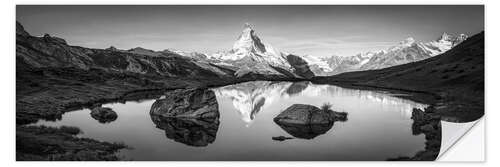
297;55;334;72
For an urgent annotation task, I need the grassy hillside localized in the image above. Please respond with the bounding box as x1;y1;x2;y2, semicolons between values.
313;32;484;122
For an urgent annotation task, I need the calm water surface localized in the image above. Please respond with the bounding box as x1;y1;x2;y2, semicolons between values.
33;81;429;160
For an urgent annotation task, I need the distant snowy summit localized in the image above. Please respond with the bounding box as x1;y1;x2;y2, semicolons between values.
315;32;469;75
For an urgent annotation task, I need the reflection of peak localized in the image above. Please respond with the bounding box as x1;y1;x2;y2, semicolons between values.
213;81;303;124
214;81;428;124
250;98;266;120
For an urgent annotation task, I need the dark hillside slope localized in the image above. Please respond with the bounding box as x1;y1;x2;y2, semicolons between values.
16;23;233;78
286;54;315;79
313;32;484;122
15;21;238;124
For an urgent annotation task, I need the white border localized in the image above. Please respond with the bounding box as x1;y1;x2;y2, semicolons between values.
439;118;485;161
8;0;490;5
3;0;496;167
437;119;483;161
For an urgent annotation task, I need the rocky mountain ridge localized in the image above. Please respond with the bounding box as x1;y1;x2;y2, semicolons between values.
17;22;236;79
17;21;315;80
17;21;314;82
313;32;469;75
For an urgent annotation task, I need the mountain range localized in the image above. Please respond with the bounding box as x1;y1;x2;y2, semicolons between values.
173;23;469;76
322;32;468;75
16;21;470;80
312;31;484;122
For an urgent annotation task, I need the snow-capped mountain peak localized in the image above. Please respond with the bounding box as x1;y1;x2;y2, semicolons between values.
207;23;292;76
168;24;469;79
297;54;334;72
313;32;469;75
438;32;452;41
436;32;468;46
232;23;267;54
399;37;416;47
457;34;468;41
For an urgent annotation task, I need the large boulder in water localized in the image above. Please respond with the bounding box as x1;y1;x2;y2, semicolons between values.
150;115;219;147
149;88;220;146
90;107;118;123
273;104;347;139
150;88;219;119
274;104;346;125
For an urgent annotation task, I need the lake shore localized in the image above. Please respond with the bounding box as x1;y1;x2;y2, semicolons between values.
16;67;309;160
17;72;444;160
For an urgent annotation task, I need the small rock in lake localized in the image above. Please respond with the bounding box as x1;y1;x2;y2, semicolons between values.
273;104;348;139
90;107;118;123
272;136;294;141
273;104;347;125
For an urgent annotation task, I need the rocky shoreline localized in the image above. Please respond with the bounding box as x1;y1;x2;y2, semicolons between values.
388;106;442;160
18;74;471;161
16;66;307;125
16;67;479;161
17;125;127;160
15;66;306;160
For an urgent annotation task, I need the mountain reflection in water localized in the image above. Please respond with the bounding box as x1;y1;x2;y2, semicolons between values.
213;81;427;125
30;81;429;160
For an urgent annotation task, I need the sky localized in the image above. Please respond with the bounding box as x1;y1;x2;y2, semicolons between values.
16;5;484;57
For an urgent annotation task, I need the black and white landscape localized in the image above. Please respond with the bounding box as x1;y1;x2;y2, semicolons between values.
16;5;484;161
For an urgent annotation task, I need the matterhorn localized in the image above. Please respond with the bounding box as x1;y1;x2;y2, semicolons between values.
207;23;305;78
